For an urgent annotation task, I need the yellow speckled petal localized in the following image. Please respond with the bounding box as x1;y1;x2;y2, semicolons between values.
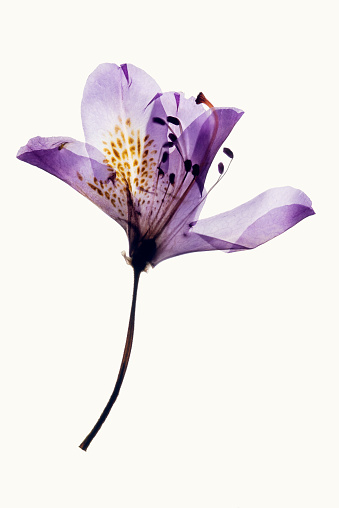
17;136;130;230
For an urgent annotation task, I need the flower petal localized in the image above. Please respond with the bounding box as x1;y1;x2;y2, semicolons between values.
81;63;162;152
152;187;314;264
178;107;244;193
16;136;130;229
139;91;206;174
159;91;206;131
137;104;244;255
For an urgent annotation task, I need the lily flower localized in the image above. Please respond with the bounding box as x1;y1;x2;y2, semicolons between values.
17;63;314;450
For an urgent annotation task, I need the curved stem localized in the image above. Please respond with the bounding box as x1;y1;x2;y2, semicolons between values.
79;267;141;451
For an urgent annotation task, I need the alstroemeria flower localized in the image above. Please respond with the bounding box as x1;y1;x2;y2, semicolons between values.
17;63;314;450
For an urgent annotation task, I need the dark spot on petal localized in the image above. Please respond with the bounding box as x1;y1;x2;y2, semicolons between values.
107;173;116;186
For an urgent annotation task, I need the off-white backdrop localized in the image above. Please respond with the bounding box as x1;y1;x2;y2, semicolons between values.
2;1;337;507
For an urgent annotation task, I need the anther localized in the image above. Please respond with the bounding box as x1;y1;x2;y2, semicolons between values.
218;162;224;174
168;133;177;142
167;116;180;126
158;168;164;177
169;173;175;185
163;141;174;148
192;164;200;177
184;159;192;172
195;92;214;108
223;147;234;158
161;152;169;163
153;117;166;125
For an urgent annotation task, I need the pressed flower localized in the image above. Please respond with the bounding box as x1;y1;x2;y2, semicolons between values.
17;63;314;450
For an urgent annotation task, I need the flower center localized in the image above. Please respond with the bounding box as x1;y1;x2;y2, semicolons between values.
100;116;159;219
94;113;208;265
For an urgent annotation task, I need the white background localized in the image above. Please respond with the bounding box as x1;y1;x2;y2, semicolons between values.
1;0;338;507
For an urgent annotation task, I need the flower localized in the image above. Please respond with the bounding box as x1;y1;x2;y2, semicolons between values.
17;63;314;450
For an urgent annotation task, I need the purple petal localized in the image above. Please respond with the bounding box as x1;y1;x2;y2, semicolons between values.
187;107;244;193
152;187;314;264
159;92;206;131
81;63;162;153
16;136;129;230
139;91;206;175
119;93;207;238
141;91;206;169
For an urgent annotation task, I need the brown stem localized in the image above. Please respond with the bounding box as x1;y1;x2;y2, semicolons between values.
79;267;141;451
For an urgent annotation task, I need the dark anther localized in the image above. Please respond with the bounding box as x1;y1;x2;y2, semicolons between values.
158;167;164;177
169;173;175;185
163;141;174;148
223;147;234;159
168;133;177;142
184;159;192;172
218;162;224;174
132;238;157;271
153;117;166;125
167;116;180;126
192;164;200;177
161;151;169;163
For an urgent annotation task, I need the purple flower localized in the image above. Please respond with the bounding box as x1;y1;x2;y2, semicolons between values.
17;63;314;450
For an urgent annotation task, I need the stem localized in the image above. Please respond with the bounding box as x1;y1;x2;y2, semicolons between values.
79;267;141;451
